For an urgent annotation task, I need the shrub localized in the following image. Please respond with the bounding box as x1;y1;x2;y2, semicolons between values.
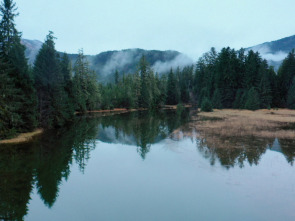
201;98;213;112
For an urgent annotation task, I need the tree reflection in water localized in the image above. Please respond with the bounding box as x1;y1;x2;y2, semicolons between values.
0;109;190;220
173;123;295;169
0;109;294;220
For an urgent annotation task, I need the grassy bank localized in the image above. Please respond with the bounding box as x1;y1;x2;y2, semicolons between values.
0;129;44;145
193;109;295;139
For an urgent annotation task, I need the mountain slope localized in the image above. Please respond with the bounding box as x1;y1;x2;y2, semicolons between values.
248;35;295;70
21;39;193;82
21;39;43;65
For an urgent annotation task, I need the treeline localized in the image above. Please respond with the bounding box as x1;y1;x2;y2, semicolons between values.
2;0;295;139
0;0;195;139
100;57;194;109
195;47;295;111
0;0;101;139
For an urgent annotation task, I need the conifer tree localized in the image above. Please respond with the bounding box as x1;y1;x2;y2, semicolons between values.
278;50;295;106
166;68;178;105
72;50;100;112
259;65;272;109
287;77;295;109
34;32;72;127
0;0;37;137
244;87;260;110
138;56;152;108
212;88;222;109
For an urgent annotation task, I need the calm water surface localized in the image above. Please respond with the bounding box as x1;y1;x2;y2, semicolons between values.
0;110;295;221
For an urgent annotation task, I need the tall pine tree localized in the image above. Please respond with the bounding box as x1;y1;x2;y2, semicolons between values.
0;0;37;138
34;32;72;127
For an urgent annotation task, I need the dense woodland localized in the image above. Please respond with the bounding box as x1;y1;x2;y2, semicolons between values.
1;0;295;139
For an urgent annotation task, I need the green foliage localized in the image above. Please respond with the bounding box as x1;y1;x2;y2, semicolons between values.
194;47;284;110
201;98;213;112
259;64;272;109
287;77;295;109
212;88;222;109
244;87;260;110
278;50;295;107
166;68;179;105
138;56;152;108
72;50;101;112
0;0;37;138
2;0;295;139
34;32;73;128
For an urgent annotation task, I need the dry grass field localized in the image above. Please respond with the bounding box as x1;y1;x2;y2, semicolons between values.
193;109;295;139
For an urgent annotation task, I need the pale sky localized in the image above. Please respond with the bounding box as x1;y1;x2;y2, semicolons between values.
16;0;295;59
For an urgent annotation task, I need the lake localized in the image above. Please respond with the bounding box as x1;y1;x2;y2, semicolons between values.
0;109;295;221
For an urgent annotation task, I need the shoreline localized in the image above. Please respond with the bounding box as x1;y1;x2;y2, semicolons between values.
1;105;192;145
75;105;192;115
0;129;44;145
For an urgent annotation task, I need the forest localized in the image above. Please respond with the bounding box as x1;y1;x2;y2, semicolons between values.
1;0;295;139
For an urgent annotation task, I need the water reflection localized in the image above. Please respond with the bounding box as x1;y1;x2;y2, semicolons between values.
96;110;191;159
173;124;295;169
0;110;190;220
0;117;100;220
0;109;295;220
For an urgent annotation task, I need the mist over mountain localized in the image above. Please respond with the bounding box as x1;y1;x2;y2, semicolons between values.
22;34;295;81
247;35;295;70
21;39;193;82
21;39;43;64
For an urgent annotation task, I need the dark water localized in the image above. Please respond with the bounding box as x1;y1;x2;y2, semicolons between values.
0;110;295;221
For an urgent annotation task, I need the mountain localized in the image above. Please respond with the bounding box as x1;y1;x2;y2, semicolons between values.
21;39;43;65
247;35;295;70
21;39;193;82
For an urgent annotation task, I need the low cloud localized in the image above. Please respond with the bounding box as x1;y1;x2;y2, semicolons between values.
101;50;136;77
152;54;193;73
250;45;287;62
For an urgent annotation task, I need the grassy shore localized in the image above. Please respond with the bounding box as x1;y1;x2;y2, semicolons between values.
193;109;295;139
0;129;44;145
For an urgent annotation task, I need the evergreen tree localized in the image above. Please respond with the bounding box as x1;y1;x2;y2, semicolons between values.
34;32;72;127
138;56;152;108
287;77;295;109
244;87;260;110
201;97;213;112
233;89;246;109
278;50;295;106
215;48;239;107
244;50;261;89
258;62;272;109
0;55;20;138
72;50;100;112
0;0;37;137
166;68;178;105
212;88;222;109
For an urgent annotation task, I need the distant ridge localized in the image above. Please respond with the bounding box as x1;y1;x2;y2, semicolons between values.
248;34;295;70
21;39;193;82
21;39;43;65
249;35;295;53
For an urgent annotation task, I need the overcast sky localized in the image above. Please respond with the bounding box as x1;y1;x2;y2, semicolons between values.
16;0;295;59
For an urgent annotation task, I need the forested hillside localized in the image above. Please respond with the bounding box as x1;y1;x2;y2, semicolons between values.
249;35;295;70
21;39;193;83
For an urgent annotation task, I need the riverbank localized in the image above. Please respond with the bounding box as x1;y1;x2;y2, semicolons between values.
0;129;44;145
75;108;140;115
1;106;190;144
75;105;192;115
193;109;295;139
